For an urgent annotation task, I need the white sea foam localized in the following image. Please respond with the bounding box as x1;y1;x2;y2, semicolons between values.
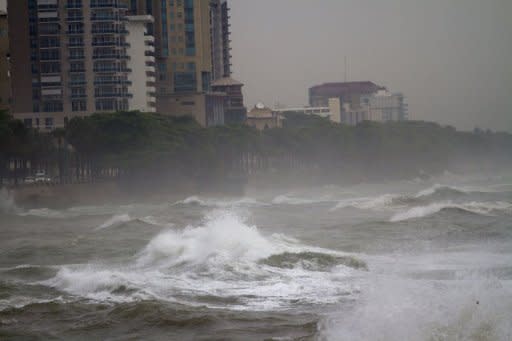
96;214;132;230
19;208;69;219
415;183;512;198
44;210;363;310
271;194;333;205
330;194;401;211
319;275;512;341
176;196;265;208
390;201;512;222
415;184;468;197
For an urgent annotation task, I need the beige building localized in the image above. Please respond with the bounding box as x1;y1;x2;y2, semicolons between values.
131;0;243;126
246;103;282;131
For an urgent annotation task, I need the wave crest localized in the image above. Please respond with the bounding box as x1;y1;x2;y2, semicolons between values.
390;201;512;222
261;252;367;272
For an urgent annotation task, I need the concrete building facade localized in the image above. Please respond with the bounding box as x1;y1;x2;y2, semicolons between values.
309;81;381;108
8;0;156;129
366;89;408;121
130;0;243;126
0;9;10;111
211;76;246;124
126;14;156;112
309;81;408;126
246;102;282;131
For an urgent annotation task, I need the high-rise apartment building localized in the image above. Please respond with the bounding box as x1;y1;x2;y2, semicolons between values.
130;0;245;126
0;9;11;112
8;0;155;129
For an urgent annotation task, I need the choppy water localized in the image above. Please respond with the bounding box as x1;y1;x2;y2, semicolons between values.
1;172;511;340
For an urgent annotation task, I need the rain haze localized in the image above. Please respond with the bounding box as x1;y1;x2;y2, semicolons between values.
2;1;512;340
230;0;512;132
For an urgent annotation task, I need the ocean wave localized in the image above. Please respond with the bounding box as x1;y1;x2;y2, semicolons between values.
43;210;363;310
175;196;266;208
330;194;404;211
96;214;133;230
271;194;334;205
319;276;512;341
261;252;368;272
390;201;512;222
415;184;471;198
415;183;512;198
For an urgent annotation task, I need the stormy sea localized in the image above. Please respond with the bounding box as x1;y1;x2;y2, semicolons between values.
1;172;511;340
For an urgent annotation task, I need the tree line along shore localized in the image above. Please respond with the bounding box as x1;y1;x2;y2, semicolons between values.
1;110;511;193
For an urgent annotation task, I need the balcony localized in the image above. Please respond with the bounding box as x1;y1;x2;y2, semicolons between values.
91;15;120;22
95;93;133;98
93;54;130;60
93;67;131;73
92;28;128;34
90;2;129;9
67;16;84;22
69;55;85;60
70;93;87;98
69;80;87;85
94;80;132;85
67;30;84;35
66;3;83;9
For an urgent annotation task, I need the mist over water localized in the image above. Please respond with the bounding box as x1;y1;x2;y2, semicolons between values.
1;172;511;340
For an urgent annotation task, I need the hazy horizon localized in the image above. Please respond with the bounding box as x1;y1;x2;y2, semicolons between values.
230;0;512;132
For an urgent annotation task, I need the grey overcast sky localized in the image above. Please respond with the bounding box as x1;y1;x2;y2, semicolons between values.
229;0;512;132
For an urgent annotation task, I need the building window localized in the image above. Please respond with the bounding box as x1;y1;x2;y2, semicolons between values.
72;100;87;111
174;72;197;93
42;102;63;113
45;117;54;129
24;118;33;128
202;72;211;92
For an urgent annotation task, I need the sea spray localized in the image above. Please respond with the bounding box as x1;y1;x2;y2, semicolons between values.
0;188;18;214
44;210;363;310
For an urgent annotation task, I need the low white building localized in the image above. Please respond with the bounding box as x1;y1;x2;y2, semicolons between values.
273;106;332;118
126;15;156;112
366;90;407;121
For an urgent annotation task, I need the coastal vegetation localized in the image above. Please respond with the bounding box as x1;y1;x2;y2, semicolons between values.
1;110;511;187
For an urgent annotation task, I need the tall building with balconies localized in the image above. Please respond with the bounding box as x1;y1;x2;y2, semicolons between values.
0;9;11;112
129;0;243;126
126;14;156;112
8;0;154;130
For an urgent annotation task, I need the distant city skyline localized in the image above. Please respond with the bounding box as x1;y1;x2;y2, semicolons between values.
229;0;512;132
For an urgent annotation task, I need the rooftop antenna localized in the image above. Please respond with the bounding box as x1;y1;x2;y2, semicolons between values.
344;56;347;82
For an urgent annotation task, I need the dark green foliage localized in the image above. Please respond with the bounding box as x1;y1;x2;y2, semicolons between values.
1;110;511;185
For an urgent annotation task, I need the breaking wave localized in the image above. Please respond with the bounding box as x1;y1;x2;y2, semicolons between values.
175;196;265;208
261;252;368;272
415;183;512;198
96;214;133;230
43;210;364;310
390;201;512;222
271;194;333;205
330;194;404;211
